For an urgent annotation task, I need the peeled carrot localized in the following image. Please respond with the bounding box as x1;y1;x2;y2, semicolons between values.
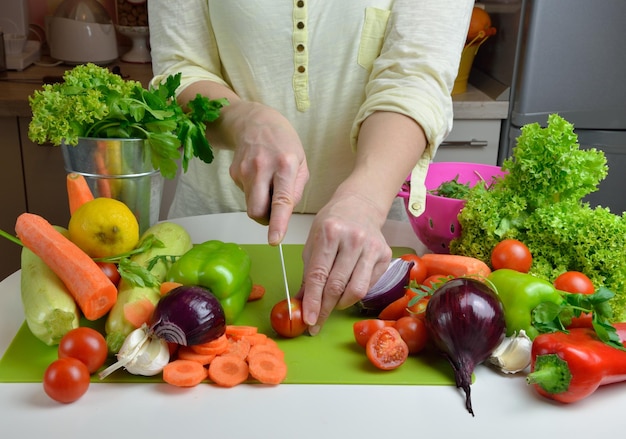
162;359;208;387
247;284;266;301
15;213;117;320
378;293;412;320
222;337;251;360
248;352;288;385
123;297;156;328
66;173;94;216
420;253;491;279
208;355;250;387
160;281;183;296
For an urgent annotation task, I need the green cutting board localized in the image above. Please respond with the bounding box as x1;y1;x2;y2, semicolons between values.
0;245;455;385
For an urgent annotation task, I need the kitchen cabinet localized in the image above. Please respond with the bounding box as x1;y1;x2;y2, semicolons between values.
435;119;501;165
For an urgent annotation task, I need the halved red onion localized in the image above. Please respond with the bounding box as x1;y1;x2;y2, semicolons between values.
356;258;414;315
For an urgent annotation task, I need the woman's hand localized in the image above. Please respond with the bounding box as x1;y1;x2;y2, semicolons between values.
221;101;310;244
299;191;393;336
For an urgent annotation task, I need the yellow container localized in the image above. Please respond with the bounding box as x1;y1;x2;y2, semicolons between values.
452;32;490;95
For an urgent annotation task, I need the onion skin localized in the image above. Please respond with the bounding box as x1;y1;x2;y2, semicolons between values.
424;277;506;416
148;285;226;346
356;258;414;315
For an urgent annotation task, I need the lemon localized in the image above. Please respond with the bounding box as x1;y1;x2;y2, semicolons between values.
68;197;140;258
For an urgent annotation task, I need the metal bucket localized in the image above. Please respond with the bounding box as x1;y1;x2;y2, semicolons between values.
61;138;163;233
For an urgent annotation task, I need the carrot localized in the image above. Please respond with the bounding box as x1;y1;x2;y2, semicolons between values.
247;284;266;301
160;281;183;296
247;352;288;385
225;325;258;339
191;333;229;356
245;332;270;346
93;152;112;198
162;359;208;387
177;346;216;366
247;343;285;361
15;213;117;320
420;253;492;279
66;173;94;216
123;297;156;328
378;293;411;320
222;336;251;360
207;355;250;387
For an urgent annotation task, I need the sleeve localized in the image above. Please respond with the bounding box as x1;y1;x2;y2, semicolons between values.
148;0;229;93
350;0;474;217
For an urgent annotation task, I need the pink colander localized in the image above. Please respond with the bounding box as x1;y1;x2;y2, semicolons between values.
398;162;505;254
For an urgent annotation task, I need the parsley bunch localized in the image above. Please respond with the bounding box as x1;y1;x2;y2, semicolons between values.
28;63;228;179
450;114;626;321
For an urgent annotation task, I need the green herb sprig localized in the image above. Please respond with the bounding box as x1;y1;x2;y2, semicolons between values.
28;63;228;179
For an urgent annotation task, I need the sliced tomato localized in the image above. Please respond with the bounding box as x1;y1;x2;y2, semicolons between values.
269;298;308;338
365;326;409;370
353;319;395;348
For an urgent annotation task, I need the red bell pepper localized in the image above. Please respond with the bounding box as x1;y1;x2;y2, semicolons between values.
526;322;626;403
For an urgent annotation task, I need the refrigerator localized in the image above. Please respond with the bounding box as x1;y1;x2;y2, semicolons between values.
474;0;626;214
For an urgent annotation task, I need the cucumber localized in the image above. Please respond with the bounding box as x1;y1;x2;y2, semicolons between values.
105;222;193;353
20;227;80;346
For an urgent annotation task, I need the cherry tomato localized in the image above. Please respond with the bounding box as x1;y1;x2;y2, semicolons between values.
554;271;595;295
353;319;395;348
405;296;430;320
97;262;121;286
365;326;409;370
399;254;428;285
394;316;428;354
58;327;108;373
491;239;532;273
421;274;452;290
270;298;308;338
43;357;90;403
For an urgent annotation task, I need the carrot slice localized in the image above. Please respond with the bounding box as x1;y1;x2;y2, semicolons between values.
247;284;266;301
222;337;251;360
160;281;183;296
191;333;229;356
123;297;156;328
15;213;117;320
177;346;216;366
208;355;250;388
66;173;94;216
225;325;258;339
248;353;288;385
162;359;207;387
247;343;285;361
244;332;269;346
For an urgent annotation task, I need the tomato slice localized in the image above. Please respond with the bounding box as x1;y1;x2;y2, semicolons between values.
353;319;395;348
365;326;409;370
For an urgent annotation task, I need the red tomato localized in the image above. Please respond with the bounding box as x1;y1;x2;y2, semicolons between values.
421;274;452;290
491;239;533;273
365;326;409;370
43;357;90;403
58;327;108;373
97;262;121;286
270;298;308;338
394;316;429;354
554;271;595;295
399;254;428;285
405;296;430;320
353;319;395;348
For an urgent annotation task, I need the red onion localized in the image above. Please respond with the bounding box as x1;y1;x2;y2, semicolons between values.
424;277;506;416
356;258;414;315
148;285;226;346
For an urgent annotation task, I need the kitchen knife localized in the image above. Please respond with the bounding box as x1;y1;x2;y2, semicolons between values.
277;243;292;320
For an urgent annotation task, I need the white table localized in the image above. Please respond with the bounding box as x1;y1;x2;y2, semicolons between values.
0;213;622;438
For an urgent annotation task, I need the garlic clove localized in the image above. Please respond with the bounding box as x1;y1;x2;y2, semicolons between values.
487;330;532;374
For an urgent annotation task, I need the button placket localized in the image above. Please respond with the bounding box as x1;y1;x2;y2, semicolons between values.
292;0;309;111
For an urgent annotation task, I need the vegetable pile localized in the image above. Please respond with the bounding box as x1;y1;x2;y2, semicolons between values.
28;63;228;179
450;114;626;321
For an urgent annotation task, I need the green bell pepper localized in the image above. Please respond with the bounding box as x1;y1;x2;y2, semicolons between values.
166;240;253;323
488;269;564;340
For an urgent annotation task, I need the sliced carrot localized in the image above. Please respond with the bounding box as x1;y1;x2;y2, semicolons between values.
244;332;270;346
225;325;258;339
162;359;208;387
248;352;288;385
15;213;117;320
222;336;251;360
247;284;266;301
160;281;183;296
420;253;492;279
66;173;94;216
123;298;157;328
207;355;250;387
378;293;411;320
191;333;229;356
177;346;216;366
247;343;285;361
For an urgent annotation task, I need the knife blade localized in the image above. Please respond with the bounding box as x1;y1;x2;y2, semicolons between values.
277;243;292;320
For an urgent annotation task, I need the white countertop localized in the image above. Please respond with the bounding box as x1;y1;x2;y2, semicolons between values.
0;213;622;438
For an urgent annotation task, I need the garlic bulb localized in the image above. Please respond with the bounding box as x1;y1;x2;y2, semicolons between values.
99;324;170;379
487;330;532;374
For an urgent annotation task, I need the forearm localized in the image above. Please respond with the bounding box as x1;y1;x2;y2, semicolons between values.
336;111;426;223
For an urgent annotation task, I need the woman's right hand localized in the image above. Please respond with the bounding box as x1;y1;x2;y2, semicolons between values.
221;101;310;244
